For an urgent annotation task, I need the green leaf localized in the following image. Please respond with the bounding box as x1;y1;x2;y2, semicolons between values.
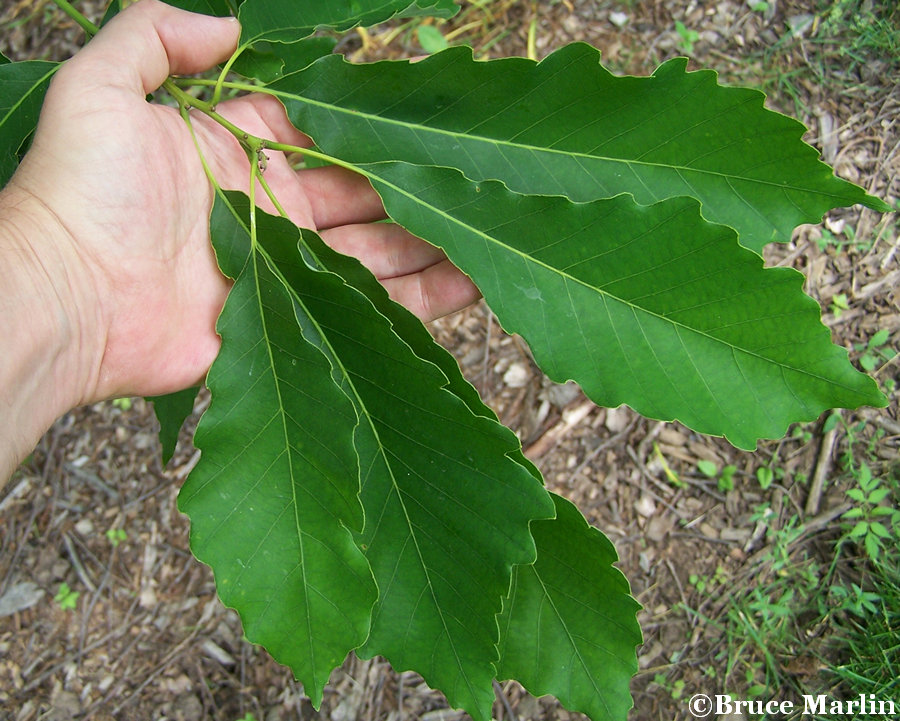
162;0;235;16
257;221;554;721
0;51;9;64
178;191;376;707
238;0;458;46
697;460;718;478
0;60;59;187
867;487;890;505
846;488;867;503
231;38;336;83
295;229;542;482
417;24;449;53
148;386;198;465
271;44;887;252
497;494;641;721
868;328;890;348
359;161;884;449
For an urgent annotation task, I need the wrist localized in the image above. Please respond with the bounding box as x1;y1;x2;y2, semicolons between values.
0;183;105;477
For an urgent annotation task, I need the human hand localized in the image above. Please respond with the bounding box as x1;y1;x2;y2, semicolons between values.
3;0;479;410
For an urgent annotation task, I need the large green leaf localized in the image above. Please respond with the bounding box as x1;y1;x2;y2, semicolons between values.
295;229;543;482
238;0;458;46
178;192;376;707
358;161;884;449
0;60;58;187
497;494;641;721
257;222;554;721
270;44;887;252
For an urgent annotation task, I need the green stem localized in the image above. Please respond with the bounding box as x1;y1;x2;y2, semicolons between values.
166;78;361;180
256;173;290;220
174;77;281;97
211;44;247;108
52;0;100;37
164;79;258;154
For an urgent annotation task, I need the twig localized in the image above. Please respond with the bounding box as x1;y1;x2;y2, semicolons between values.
63;532;96;592
106;625;203;716
664;558;693;628
494;680;519;721
806;424;839;517
22;592;142;692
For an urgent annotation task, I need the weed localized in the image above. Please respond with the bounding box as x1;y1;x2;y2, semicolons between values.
830;559;900;698
674;21;699;54
831;292;849;319
697;460;737;492
54;582;79;610
855;329;895;373
106;527;127;548
841;461;899;563
652;673;685;700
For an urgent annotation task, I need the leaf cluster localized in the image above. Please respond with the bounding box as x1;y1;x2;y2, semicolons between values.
0;1;891;719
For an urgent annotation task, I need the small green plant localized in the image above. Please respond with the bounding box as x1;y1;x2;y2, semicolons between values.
111;397;133;411
652;673;685;700
831;292;849;319
697;460;737;491
54;582;79;611
831;559;900;698
689;565;727;595
416;23;448;53
842;462;899;562
106;527;127;547
830;581;882;618
674;20;699;54
756;466;774;490
855;329;895;373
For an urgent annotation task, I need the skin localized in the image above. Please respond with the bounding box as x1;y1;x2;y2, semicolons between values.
0;0;479;480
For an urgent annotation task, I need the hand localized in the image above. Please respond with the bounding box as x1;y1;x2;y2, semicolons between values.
5;0;478;404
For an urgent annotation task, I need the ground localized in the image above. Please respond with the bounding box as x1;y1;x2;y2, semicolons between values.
1;1;898;720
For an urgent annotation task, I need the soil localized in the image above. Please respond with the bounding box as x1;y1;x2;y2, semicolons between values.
1;1;898;720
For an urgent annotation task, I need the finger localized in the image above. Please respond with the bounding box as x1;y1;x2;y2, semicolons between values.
68;0;240;95
320;222;447;279
380;260;481;322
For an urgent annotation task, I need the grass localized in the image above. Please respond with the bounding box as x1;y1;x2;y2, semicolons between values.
676;417;900;718
751;0;900;117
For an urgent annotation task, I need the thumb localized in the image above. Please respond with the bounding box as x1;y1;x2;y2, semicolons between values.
68;0;240;95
